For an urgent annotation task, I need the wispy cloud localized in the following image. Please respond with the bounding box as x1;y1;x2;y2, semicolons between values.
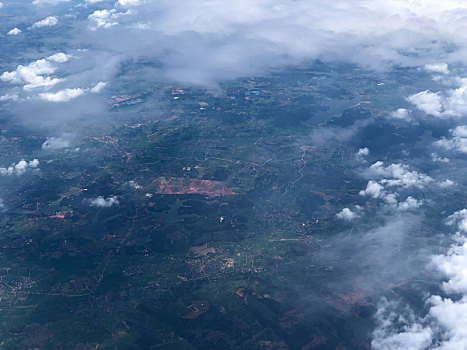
88;196;119;208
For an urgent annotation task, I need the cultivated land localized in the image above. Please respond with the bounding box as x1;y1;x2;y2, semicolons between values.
0;64;459;349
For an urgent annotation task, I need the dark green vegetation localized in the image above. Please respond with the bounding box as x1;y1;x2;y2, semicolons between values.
0;64;459;349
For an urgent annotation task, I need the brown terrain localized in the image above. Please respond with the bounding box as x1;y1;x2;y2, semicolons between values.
148;177;237;196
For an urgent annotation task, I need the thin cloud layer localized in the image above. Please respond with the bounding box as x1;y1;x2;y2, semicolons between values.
42;136;71;150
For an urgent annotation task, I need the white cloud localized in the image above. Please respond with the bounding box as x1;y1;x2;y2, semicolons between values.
371;299;433;350
357;147;369;157
47;52;69;63
336;208;359;221
7;28;22;35
90;81;107;93
373;293;467;350
407;91;443;117
359;180;384;199
367;161;433;189
373;210;467;349
409;79;467;118
356;147;370;162
13;0;467;92
446;209;467;235
424;63;449;75
42;136;70;150
88;9;133;30
88;9;119;29
44;0;467;87
427;211;467;349
0;159;39;176
31;16;58;29
0;50;97;102
359;181;398;206
89;196;119;207
432;240;467;295
38;81;106;102
388;108;412;121
429;295;467;350
453;125;467;138
359;162;432;209
0;2;3;9
358;185;398;206
0;53;69;90
439;179;455;188
39;88;85;102
436;125;467;154
10;0;467;93
397;196;423;211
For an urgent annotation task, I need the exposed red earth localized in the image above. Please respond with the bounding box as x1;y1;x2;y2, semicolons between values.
149;177;237;196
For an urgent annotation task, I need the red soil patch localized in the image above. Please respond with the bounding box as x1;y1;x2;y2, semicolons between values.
150;177;236;196
49;211;68;219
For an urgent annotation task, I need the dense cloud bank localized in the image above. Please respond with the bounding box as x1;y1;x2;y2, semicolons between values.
4;0;467;100
3;0;467;129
